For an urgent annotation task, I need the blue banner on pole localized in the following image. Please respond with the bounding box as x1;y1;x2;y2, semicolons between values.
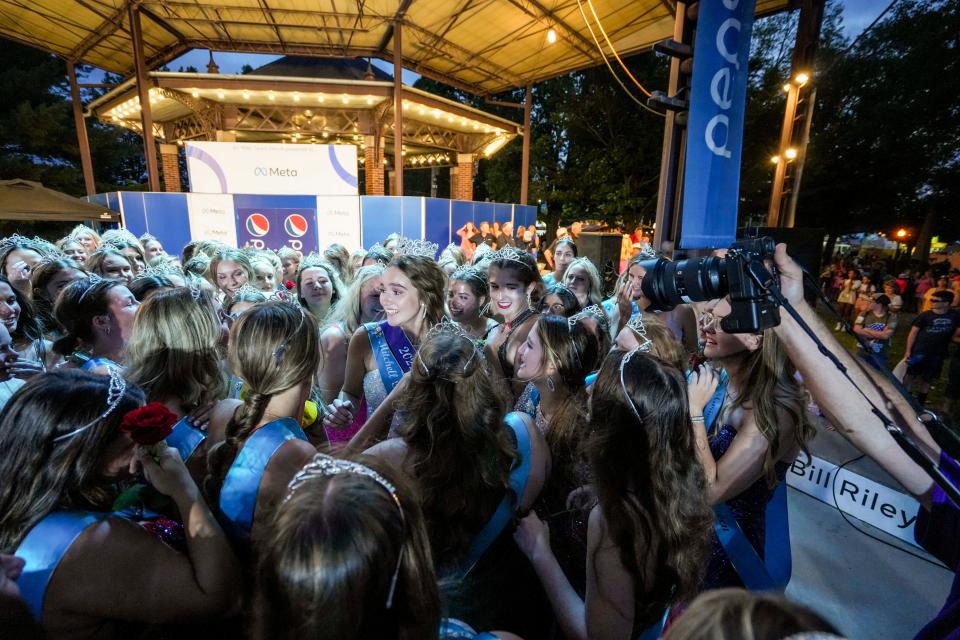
680;0;757;249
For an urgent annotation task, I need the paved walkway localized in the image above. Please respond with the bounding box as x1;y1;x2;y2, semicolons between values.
785;429;954;639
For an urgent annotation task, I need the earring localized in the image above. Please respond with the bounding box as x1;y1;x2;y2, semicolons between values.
547;376;556;392
526;291;534;310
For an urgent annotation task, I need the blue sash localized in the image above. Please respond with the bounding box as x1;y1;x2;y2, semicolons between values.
228;375;244;400
638;607;671;640
439;618;497;639
458;412;532;576
697;370;791;591
364;321;415;395
167;416;206;462
14;511;109;621
219;417;307;541
80;356;118;372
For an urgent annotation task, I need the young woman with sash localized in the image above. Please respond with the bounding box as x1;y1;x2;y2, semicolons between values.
53;276;139;375
126;288;242;482
0;370;239;635
203;301;323;545
364;324;549;637
327;242;446;449
516;349;713;640
30;258;87;335
485;247;545;402
687;296;814;591
317;263;384;445
513;315;600;600
448;265;499;341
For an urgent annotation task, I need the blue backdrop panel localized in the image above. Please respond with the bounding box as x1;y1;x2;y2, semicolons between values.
119;192;147;236
400;196;423;241
360;197;402;248
493;203;512;226
424;198;452;255
233;194;319;253
86;193;108;207
142;193;191;256
106;192;120;213
514;204;537;230
473;202;497;227
450;200;475;241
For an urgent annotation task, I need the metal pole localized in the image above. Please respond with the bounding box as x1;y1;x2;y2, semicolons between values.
520;83;532;205
66;61;96;195
128;4;161;192
652;2;687;251
784;87;817;228
766;83;799;227
393;21;404;196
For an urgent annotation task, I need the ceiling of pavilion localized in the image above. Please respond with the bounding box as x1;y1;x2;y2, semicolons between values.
1;0;791;96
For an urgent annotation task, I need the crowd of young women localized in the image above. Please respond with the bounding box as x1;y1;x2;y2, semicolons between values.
0;226;842;639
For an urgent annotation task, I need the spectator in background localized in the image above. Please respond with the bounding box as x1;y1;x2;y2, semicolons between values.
835;269;860;330
922;276;950;313
853;274;876;318
497;221;517;248
568;221;582;241
469;221;497;250
915;270;935;312
904;289;960;406
456;221;478;261
882;279;904;313
854;294;898;370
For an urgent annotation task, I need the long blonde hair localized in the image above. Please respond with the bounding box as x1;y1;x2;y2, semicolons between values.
563;257;605;306
324;263;384;336
125;287;226;410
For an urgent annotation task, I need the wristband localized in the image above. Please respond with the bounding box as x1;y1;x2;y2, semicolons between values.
691;415;705;423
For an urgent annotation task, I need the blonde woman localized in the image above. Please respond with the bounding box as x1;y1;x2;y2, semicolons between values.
208;249;255;298
562;256;604;308
296;255;345;324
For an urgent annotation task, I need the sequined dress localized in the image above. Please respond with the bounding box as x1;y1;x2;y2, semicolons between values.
704;423;789;589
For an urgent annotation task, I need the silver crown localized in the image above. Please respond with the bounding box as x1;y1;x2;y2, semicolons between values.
286;453;405;609
0;233;43;254
231;282;268;301
298;251;330;271
569;304;610;332
37;250;71;266
77;274;106;302
450;264;484;282
136;261;183;280
625;313;653;351
417;318;483;375
53;366;127;443
396;237;439;259
635;245;658;261
489;246;530;269
620;347;645;422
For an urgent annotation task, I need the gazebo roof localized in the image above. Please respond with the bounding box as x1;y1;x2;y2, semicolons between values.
87;66;523;166
2;0;791;96
0;179;119;222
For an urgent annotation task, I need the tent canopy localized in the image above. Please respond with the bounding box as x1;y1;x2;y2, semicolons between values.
0;180;119;222
3;0;790;95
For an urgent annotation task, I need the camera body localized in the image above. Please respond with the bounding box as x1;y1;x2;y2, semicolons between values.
638;237;779;334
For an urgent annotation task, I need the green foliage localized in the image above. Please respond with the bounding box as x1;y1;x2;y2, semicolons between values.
0;43;146;195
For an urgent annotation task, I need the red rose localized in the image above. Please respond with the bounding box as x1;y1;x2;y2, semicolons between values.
121;402;178;445
284;280;295;290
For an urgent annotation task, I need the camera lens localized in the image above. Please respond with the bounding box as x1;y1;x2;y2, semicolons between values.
638;257;727;311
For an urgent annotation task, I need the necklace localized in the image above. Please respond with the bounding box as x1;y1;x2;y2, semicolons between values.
504;307;536;332
534;405;549;435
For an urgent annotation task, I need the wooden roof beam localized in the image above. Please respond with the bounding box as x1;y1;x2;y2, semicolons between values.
376;0;414;52
139;4;188;42
502;0;599;63
69;0;131;61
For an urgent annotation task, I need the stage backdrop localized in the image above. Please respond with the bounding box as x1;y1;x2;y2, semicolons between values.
185;142;358;196
90;193;535;258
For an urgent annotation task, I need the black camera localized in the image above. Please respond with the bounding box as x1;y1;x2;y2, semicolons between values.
638;237;780;333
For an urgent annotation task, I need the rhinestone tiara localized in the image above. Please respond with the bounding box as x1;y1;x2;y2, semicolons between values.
396;237;439;259
53;367;127;443
569;304;610;332
625;313;653;351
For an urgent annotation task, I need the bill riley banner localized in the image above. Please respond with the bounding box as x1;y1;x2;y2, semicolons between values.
680;0;757;249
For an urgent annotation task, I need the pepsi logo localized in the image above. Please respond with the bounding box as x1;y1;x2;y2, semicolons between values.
246;213;270;237
284;214;309;238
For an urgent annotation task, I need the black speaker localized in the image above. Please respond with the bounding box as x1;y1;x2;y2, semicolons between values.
576;232;622;295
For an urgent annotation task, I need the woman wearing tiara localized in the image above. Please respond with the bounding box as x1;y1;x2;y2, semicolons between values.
56;237;88;265
208;249;255;299
0;236;46;298
326;240;446;447
66;224;102;253
0;370;240;636
84;247;136;286
296;254;344;324
364;324;549;637
540;283;581;318
447;265;499;341
562;257;605;309
53;276;139;374
204;302;324;544
513;315;599;599
0;275;60;374
30;258;88;335
485;247;545;402
516;349;713;640
126;288;241;481
317;264;385;445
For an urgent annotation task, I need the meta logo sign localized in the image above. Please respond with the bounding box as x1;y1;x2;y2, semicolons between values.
253;167;299;178
245;213;270;237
